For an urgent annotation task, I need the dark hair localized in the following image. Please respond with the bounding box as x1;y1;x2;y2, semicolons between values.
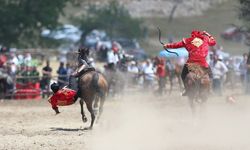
50;82;60;93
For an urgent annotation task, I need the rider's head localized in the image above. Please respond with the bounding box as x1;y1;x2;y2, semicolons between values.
191;30;203;38
50;82;60;93
78;48;89;57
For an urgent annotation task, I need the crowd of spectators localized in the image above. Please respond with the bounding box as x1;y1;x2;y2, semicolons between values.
1;41;250;100
0;48;42;99
96;41;250;96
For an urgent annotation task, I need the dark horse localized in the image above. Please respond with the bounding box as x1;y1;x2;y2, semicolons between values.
78;70;108;130
185;63;211;114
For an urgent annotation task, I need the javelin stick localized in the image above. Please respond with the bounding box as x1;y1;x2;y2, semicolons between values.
157;27;179;56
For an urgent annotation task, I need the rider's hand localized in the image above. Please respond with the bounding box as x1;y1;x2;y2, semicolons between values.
163;44;168;49
202;31;211;37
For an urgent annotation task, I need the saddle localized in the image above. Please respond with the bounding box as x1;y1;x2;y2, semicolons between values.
78;67;96;77
186;63;210;86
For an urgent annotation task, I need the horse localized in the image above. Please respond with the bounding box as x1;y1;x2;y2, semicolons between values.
185;63;211;114
78;70;108;130
104;66;125;97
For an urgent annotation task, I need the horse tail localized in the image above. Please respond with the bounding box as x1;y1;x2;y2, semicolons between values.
92;72;104;97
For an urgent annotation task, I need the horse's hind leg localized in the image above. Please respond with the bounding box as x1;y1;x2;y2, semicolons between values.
97;94;105;122
80;99;87;123
93;95;99;109
188;98;196;115
86;100;96;129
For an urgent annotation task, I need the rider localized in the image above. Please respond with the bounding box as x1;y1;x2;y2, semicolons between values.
163;30;216;96
69;48;95;102
49;82;76;114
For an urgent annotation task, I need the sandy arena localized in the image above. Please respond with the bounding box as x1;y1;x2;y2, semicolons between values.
0;90;250;150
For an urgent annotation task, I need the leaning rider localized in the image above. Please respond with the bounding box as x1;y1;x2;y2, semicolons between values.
69;48;95;102
49;82;76;114
163;30;216;96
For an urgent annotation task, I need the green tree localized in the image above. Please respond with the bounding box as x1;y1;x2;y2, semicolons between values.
75;0;143;40
239;0;250;28
0;0;71;47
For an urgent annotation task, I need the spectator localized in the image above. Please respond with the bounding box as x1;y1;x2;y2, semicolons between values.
40;60;52;98
57;62;67;88
212;55;228;96
9;52;19;65
30;66;40;83
127;61;139;85
224;57;236;89
17;54;24;65
23;52;32;65
66;63;73;82
107;47;119;71
239;53;248;88
165;59;175;92
245;52;250;94
156;58;166;95
142;59;155;89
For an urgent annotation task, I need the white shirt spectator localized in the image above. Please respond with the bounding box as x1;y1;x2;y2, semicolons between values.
107;50;119;65
128;61;139;74
143;61;155;80
24;53;32;65
212;60;228;79
9;53;19;65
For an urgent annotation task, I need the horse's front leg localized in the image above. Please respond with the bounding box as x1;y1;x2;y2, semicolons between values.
80;99;87;123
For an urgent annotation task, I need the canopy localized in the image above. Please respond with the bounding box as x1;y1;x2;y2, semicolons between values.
159;47;188;58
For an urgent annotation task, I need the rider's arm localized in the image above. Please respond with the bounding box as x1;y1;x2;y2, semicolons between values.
164;39;185;49
203;31;216;46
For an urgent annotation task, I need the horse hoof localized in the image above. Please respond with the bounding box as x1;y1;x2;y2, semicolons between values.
82;117;88;123
84;126;93;130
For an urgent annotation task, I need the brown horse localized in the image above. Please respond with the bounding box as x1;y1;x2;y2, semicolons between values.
185;63;211;114
78;70;108;130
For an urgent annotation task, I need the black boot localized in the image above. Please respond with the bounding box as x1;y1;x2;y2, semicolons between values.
73;90;81;103
53;107;60;114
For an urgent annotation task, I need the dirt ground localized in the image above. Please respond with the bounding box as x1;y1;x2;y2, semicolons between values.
0;89;250;150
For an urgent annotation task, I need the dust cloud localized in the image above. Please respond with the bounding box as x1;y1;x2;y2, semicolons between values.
87;91;250;150
0;91;250;150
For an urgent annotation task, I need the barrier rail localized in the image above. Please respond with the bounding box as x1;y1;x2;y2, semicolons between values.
0;74;70;100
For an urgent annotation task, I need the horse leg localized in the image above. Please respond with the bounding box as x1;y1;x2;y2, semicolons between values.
169;77;173;95
93;96;100;116
80;99;87;123
188;98;196;115
97;94;105;122
86;100;95;129
93;95;99;108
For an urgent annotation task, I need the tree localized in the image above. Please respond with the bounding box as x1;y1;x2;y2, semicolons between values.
74;0;143;41
239;0;250;28
0;0;71;47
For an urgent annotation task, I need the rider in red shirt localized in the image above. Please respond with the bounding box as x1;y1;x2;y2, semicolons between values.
156;58;166;95
163;30;216;96
48;82;76;114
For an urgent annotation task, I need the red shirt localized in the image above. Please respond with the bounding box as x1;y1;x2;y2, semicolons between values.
166;31;216;68
48;88;76;109
156;64;166;78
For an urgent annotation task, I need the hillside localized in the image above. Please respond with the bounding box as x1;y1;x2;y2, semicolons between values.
69;0;229;18
62;0;248;56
